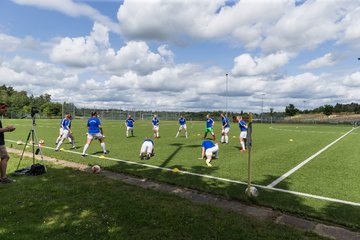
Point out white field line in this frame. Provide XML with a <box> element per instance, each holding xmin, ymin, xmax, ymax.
<box><xmin>269</xmin><ymin>126</ymin><xmax>340</xmax><ymax>134</ymax></box>
<box><xmin>6</xmin><ymin>138</ymin><xmax>360</xmax><ymax>207</ymax></box>
<box><xmin>267</xmin><ymin>127</ymin><xmax>359</xmax><ymax>188</ymax></box>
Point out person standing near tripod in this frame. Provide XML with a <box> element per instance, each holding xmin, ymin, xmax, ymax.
<box><xmin>0</xmin><ymin>103</ymin><xmax>16</xmax><ymax>184</ymax></box>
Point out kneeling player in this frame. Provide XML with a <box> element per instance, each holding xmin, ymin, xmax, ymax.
<box><xmin>140</xmin><ymin>138</ymin><xmax>154</xmax><ymax>160</ymax></box>
<box><xmin>198</xmin><ymin>140</ymin><xmax>219</xmax><ymax>167</ymax></box>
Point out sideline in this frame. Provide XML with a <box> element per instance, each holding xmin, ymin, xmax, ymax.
<box><xmin>7</xmin><ymin>148</ymin><xmax>360</xmax><ymax>240</ymax></box>
<box><xmin>6</xmin><ymin>139</ymin><xmax>360</xmax><ymax>207</ymax></box>
<box><xmin>267</xmin><ymin>127</ymin><xmax>358</xmax><ymax>188</ymax></box>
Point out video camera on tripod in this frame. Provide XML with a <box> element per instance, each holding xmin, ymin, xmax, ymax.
<box><xmin>14</xmin><ymin>105</ymin><xmax>47</xmax><ymax>175</ymax></box>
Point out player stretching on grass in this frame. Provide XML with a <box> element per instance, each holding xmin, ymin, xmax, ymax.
<box><xmin>203</xmin><ymin>114</ymin><xmax>215</xmax><ymax>140</ymax></box>
<box><xmin>220</xmin><ymin>113</ymin><xmax>230</xmax><ymax>144</ymax></box>
<box><xmin>152</xmin><ymin>115</ymin><xmax>160</xmax><ymax>138</ymax></box>
<box><xmin>81</xmin><ymin>111</ymin><xmax>107</xmax><ymax>157</ymax></box>
<box><xmin>125</xmin><ymin>114</ymin><xmax>135</xmax><ymax>137</ymax></box>
<box><xmin>198</xmin><ymin>140</ymin><xmax>219</xmax><ymax>167</ymax></box>
<box><xmin>175</xmin><ymin>115</ymin><xmax>187</xmax><ymax>138</ymax></box>
<box><xmin>237</xmin><ymin>116</ymin><xmax>247</xmax><ymax>152</ymax></box>
<box><xmin>55</xmin><ymin>115</ymin><xmax>73</xmax><ymax>145</ymax></box>
<box><xmin>140</xmin><ymin>137</ymin><xmax>155</xmax><ymax>160</ymax></box>
<box><xmin>55</xmin><ymin>114</ymin><xmax>76</xmax><ymax>151</ymax></box>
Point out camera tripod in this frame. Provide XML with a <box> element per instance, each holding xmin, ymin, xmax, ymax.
<box><xmin>16</xmin><ymin>116</ymin><xmax>47</xmax><ymax>172</ymax></box>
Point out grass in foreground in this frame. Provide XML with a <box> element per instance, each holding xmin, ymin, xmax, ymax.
<box><xmin>4</xmin><ymin>119</ymin><xmax>360</xmax><ymax>229</ymax></box>
<box><xmin>0</xmin><ymin>153</ymin><xmax>328</xmax><ymax>240</ymax></box>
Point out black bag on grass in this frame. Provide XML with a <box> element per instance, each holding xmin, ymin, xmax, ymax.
<box><xmin>29</xmin><ymin>164</ymin><xmax>46</xmax><ymax>175</ymax></box>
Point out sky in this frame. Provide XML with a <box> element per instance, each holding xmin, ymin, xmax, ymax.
<box><xmin>1</xmin><ymin>0</ymin><xmax>360</xmax><ymax>113</ymax></box>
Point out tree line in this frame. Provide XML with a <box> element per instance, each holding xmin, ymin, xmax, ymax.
<box><xmin>2</xmin><ymin>84</ymin><xmax>360</xmax><ymax>118</ymax></box>
<box><xmin>285</xmin><ymin>102</ymin><xmax>360</xmax><ymax>117</ymax></box>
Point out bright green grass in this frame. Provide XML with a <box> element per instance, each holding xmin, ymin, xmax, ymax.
<box><xmin>3</xmin><ymin>119</ymin><xmax>360</xmax><ymax>229</ymax></box>
<box><xmin>0</xmin><ymin>154</ymin><xmax>328</xmax><ymax>240</ymax></box>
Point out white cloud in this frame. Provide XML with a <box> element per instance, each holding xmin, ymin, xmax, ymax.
<box><xmin>262</xmin><ymin>1</ymin><xmax>358</xmax><ymax>53</ymax></box>
<box><xmin>11</xmin><ymin>0</ymin><xmax>121</xmax><ymax>34</ymax></box>
<box><xmin>0</xmin><ymin>33</ymin><xmax>21</xmax><ymax>51</ymax></box>
<box><xmin>231</xmin><ymin>52</ymin><xmax>290</xmax><ymax>76</ymax></box>
<box><xmin>101</xmin><ymin>41</ymin><xmax>167</xmax><ymax>75</ymax></box>
<box><xmin>0</xmin><ymin>56</ymin><xmax>80</xmax><ymax>92</ymax></box>
<box><xmin>300</xmin><ymin>53</ymin><xmax>337</xmax><ymax>69</ymax></box>
<box><xmin>50</xmin><ymin>36</ymin><xmax>99</xmax><ymax>67</ymax></box>
<box><xmin>343</xmin><ymin>72</ymin><xmax>360</xmax><ymax>87</ymax></box>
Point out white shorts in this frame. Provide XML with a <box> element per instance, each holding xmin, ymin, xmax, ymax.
<box><xmin>221</xmin><ymin>128</ymin><xmax>230</xmax><ymax>134</ymax></box>
<box><xmin>62</xmin><ymin>129</ymin><xmax>70</xmax><ymax>139</ymax></box>
<box><xmin>127</xmin><ymin>126</ymin><xmax>133</xmax><ymax>131</ymax></box>
<box><xmin>87</xmin><ymin>132</ymin><xmax>104</xmax><ymax>140</ymax></box>
<box><xmin>240</xmin><ymin>131</ymin><xmax>247</xmax><ymax>139</ymax></box>
<box><xmin>179</xmin><ymin>124</ymin><xmax>187</xmax><ymax>130</ymax></box>
<box><xmin>141</xmin><ymin>141</ymin><xmax>153</xmax><ymax>154</ymax></box>
<box><xmin>59</xmin><ymin>128</ymin><xmax>63</xmax><ymax>135</ymax></box>
<box><xmin>205</xmin><ymin>144</ymin><xmax>219</xmax><ymax>157</ymax></box>
<box><xmin>153</xmin><ymin>126</ymin><xmax>159</xmax><ymax>131</ymax></box>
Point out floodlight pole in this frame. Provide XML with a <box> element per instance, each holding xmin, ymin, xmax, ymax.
<box><xmin>261</xmin><ymin>94</ymin><xmax>265</xmax><ymax>123</ymax></box>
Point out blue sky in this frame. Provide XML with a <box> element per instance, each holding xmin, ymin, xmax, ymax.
<box><xmin>1</xmin><ymin>0</ymin><xmax>360</xmax><ymax>113</ymax></box>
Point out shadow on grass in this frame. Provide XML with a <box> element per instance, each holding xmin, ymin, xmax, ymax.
<box><xmin>2</xmin><ymin>164</ymin><xmax>329</xmax><ymax>240</ymax></box>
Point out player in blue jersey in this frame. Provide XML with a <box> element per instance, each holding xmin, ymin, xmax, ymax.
<box><xmin>175</xmin><ymin>115</ymin><xmax>188</xmax><ymax>138</ymax></box>
<box><xmin>140</xmin><ymin>137</ymin><xmax>155</xmax><ymax>160</ymax></box>
<box><xmin>55</xmin><ymin>115</ymin><xmax>73</xmax><ymax>145</ymax></box>
<box><xmin>152</xmin><ymin>115</ymin><xmax>160</xmax><ymax>138</ymax></box>
<box><xmin>220</xmin><ymin>112</ymin><xmax>230</xmax><ymax>144</ymax></box>
<box><xmin>237</xmin><ymin>116</ymin><xmax>248</xmax><ymax>152</ymax></box>
<box><xmin>198</xmin><ymin>140</ymin><xmax>219</xmax><ymax>167</ymax></box>
<box><xmin>55</xmin><ymin>114</ymin><xmax>76</xmax><ymax>151</ymax></box>
<box><xmin>203</xmin><ymin>114</ymin><xmax>216</xmax><ymax>140</ymax></box>
<box><xmin>81</xmin><ymin>111</ymin><xmax>107</xmax><ymax>157</ymax></box>
<box><xmin>125</xmin><ymin>114</ymin><xmax>135</xmax><ymax>137</ymax></box>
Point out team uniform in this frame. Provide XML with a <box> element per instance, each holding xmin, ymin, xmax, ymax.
<box><xmin>125</xmin><ymin>117</ymin><xmax>135</xmax><ymax>137</ymax></box>
<box><xmin>55</xmin><ymin>117</ymin><xmax>66</xmax><ymax>144</ymax></box>
<box><xmin>140</xmin><ymin>139</ymin><xmax>155</xmax><ymax>160</ymax></box>
<box><xmin>152</xmin><ymin>117</ymin><xmax>160</xmax><ymax>138</ymax></box>
<box><xmin>203</xmin><ymin>116</ymin><xmax>216</xmax><ymax>140</ymax></box>
<box><xmin>239</xmin><ymin>119</ymin><xmax>247</xmax><ymax>151</ymax></box>
<box><xmin>55</xmin><ymin>117</ymin><xmax>75</xmax><ymax>151</ymax></box>
<box><xmin>221</xmin><ymin>115</ymin><xmax>230</xmax><ymax>144</ymax></box>
<box><xmin>176</xmin><ymin>117</ymin><xmax>188</xmax><ymax>138</ymax></box>
<box><xmin>81</xmin><ymin>115</ymin><xmax>107</xmax><ymax>156</ymax></box>
<box><xmin>201</xmin><ymin>140</ymin><xmax>219</xmax><ymax>167</ymax></box>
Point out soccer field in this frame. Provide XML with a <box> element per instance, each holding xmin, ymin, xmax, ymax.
<box><xmin>4</xmin><ymin>118</ymin><xmax>360</xmax><ymax>228</ymax></box>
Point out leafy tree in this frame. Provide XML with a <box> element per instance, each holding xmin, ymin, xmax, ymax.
<box><xmin>323</xmin><ymin>105</ymin><xmax>334</xmax><ymax>116</ymax></box>
<box><xmin>285</xmin><ymin>104</ymin><xmax>299</xmax><ymax>116</ymax></box>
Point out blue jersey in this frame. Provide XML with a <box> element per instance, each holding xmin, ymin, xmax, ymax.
<box><xmin>126</xmin><ymin>118</ymin><xmax>135</xmax><ymax>127</ymax></box>
<box><xmin>87</xmin><ymin>117</ymin><xmax>101</xmax><ymax>134</ymax></box>
<box><xmin>239</xmin><ymin>120</ymin><xmax>247</xmax><ymax>132</ymax></box>
<box><xmin>62</xmin><ymin>119</ymin><xmax>71</xmax><ymax>130</ymax></box>
<box><xmin>222</xmin><ymin>116</ymin><xmax>230</xmax><ymax>128</ymax></box>
<box><xmin>152</xmin><ymin>118</ymin><xmax>159</xmax><ymax>126</ymax></box>
<box><xmin>60</xmin><ymin>118</ymin><xmax>65</xmax><ymax>127</ymax></box>
<box><xmin>206</xmin><ymin>118</ymin><xmax>214</xmax><ymax>128</ymax></box>
<box><xmin>179</xmin><ymin>117</ymin><xmax>186</xmax><ymax>125</ymax></box>
<box><xmin>144</xmin><ymin>139</ymin><xmax>154</xmax><ymax>146</ymax></box>
<box><xmin>202</xmin><ymin>140</ymin><xmax>215</xmax><ymax>150</ymax></box>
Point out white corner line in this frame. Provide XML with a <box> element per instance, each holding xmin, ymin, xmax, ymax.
<box><xmin>267</xmin><ymin>127</ymin><xmax>358</xmax><ymax>188</ymax></box>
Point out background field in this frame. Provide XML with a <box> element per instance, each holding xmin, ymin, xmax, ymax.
<box><xmin>3</xmin><ymin>118</ymin><xmax>360</xmax><ymax>229</ymax></box>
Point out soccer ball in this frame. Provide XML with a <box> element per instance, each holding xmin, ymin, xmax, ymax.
<box><xmin>91</xmin><ymin>165</ymin><xmax>101</xmax><ymax>174</ymax></box>
<box><xmin>39</xmin><ymin>139</ymin><xmax>45</xmax><ymax>145</ymax></box>
<box><xmin>245</xmin><ymin>186</ymin><xmax>259</xmax><ymax>197</ymax></box>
